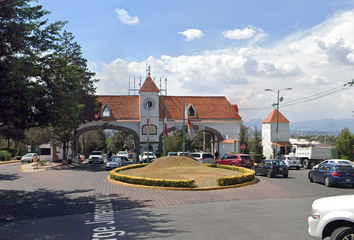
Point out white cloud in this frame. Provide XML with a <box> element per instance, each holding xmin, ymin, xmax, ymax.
<box><xmin>223</xmin><ymin>26</ymin><xmax>265</xmax><ymax>41</ymax></box>
<box><xmin>114</xmin><ymin>8</ymin><xmax>139</xmax><ymax>25</ymax></box>
<box><xmin>178</xmin><ymin>29</ymin><xmax>204</xmax><ymax>41</ymax></box>
<box><xmin>96</xmin><ymin>9</ymin><xmax>354</xmax><ymax>122</ymax></box>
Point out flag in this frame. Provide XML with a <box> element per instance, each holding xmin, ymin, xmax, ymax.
<box><xmin>162</xmin><ymin>97</ymin><xmax>168</xmax><ymax>138</ymax></box>
<box><xmin>185</xmin><ymin>102</ymin><xmax>194</xmax><ymax>140</ymax></box>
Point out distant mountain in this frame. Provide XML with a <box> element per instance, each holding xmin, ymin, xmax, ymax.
<box><xmin>244</xmin><ymin>118</ymin><xmax>354</xmax><ymax>134</ymax></box>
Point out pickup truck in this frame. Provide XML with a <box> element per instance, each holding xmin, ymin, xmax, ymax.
<box><xmin>308</xmin><ymin>194</ymin><xmax>354</xmax><ymax>240</ymax></box>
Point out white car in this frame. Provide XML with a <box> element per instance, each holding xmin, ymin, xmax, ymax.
<box><xmin>312</xmin><ymin>159</ymin><xmax>354</xmax><ymax>170</ymax></box>
<box><xmin>21</xmin><ymin>153</ymin><xmax>38</xmax><ymax>163</ymax></box>
<box><xmin>88</xmin><ymin>151</ymin><xmax>104</xmax><ymax>164</ymax></box>
<box><xmin>139</xmin><ymin>152</ymin><xmax>156</xmax><ymax>163</ymax></box>
<box><xmin>280</xmin><ymin>155</ymin><xmax>301</xmax><ymax>170</ymax></box>
<box><xmin>190</xmin><ymin>152</ymin><xmax>215</xmax><ymax>164</ymax></box>
<box><xmin>308</xmin><ymin>194</ymin><xmax>354</xmax><ymax>240</ymax></box>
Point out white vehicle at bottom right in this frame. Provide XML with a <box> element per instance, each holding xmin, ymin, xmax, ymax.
<box><xmin>308</xmin><ymin>194</ymin><xmax>354</xmax><ymax>240</ymax></box>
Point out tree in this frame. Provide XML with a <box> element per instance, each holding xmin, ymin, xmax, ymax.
<box><xmin>43</xmin><ymin>31</ymin><xmax>100</xmax><ymax>160</ymax></box>
<box><xmin>239</xmin><ymin>124</ymin><xmax>250</xmax><ymax>153</ymax></box>
<box><xmin>0</xmin><ymin>0</ymin><xmax>66</xmax><ymax>141</ymax></box>
<box><xmin>24</xmin><ymin>127</ymin><xmax>53</xmax><ymax>152</ymax></box>
<box><xmin>249</xmin><ymin>125</ymin><xmax>262</xmax><ymax>154</ymax></box>
<box><xmin>336</xmin><ymin>127</ymin><xmax>353</xmax><ymax>160</ymax></box>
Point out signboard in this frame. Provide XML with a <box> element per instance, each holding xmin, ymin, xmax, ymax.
<box><xmin>240</xmin><ymin>144</ymin><xmax>246</xmax><ymax>150</ymax></box>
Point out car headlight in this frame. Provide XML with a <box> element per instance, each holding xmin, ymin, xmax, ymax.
<box><xmin>311</xmin><ymin>208</ymin><xmax>321</xmax><ymax>220</ymax></box>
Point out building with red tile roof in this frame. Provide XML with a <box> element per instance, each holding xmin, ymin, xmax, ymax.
<box><xmin>77</xmin><ymin>75</ymin><xmax>243</xmax><ymax>157</ymax></box>
<box><xmin>262</xmin><ymin>109</ymin><xmax>292</xmax><ymax>159</ymax></box>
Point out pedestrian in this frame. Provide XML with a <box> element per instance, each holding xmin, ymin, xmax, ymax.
<box><xmin>215</xmin><ymin>151</ymin><xmax>219</xmax><ymax>159</ymax></box>
<box><xmin>108</xmin><ymin>150</ymin><xmax>112</xmax><ymax>160</ymax></box>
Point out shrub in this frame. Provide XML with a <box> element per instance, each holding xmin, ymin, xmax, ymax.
<box><xmin>0</xmin><ymin>150</ymin><xmax>11</xmax><ymax>161</ymax></box>
<box><xmin>251</xmin><ymin>153</ymin><xmax>263</xmax><ymax>163</ymax></box>
<box><xmin>205</xmin><ymin>164</ymin><xmax>255</xmax><ymax>186</ymax></box>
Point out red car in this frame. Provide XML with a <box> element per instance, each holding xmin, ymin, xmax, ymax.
<box><xmin>214</xmin><ymin>154</ymin><xmax>254</xmax><ymax>168</ymax></box>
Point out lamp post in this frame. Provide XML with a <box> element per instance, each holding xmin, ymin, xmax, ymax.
<box><xmin>265</xmin><ymin>88</ymin><xmax>292</xmax><ymax>159</ymax></box>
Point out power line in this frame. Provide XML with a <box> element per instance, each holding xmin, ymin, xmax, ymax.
<box><xmin>239</xmin><ymin>81</ymin><xmax>354</xmax><ymax>111</ymax></box>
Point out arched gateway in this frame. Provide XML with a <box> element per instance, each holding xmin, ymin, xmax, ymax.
<box><xmin>73</xmin><ymin>75</ymin><xmax>243</xmax><ymax>159</ymax></box>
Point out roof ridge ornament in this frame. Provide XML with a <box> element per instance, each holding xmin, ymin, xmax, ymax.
<box><xmin>147</xmin><ymin>66</ymin><xmax>151</xmax><ymax>77</ymax></box>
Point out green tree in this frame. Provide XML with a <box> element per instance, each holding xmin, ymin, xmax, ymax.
<box><xmin>45</xmin><ymin>31</ymin><xmax>100</xmax><ymax>160</ymax></box>
<box><xmin>336</xmin><ymin>127</ymin><xmax>353</xmax><ymax>160</ymax></box>
<box><xmin>0</xmin><ymin>0</ymin><xmax>66</xmax><ymax>142</ymax></box>
<box><xmin>24</xmin><ymin>127</ymin><xmax>53</xmax><ymax>152</ymax></box>
<box><xmin>249</xmin><ymin>125</ymin><xmax>262</xmax><ymax>154</ymax></box>
<box><xmin>239</xmin><ymin>124</ymin><xmax>250</xmax><ymax>153</ymax></box>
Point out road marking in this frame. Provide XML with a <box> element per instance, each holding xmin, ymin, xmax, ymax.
<box><xmin>85</xmin><ymin>194</ymin><xmax>125</xmax><ymax>239</ymax></box>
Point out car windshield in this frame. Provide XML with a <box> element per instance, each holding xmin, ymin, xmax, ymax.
<box><xmin>289</xmin><ymin>156</ymin><xmax>298</xmax><ymax>160</ymax></box>
<box><xmin>333</xmin><ymin>166</ymin><xmax>354</xmax><ymax>171</ymax></box>
<box><xmin>24</xmin><ymin>154</ymin><xmax>33</xmax><ymax>157</ymax></box>
<box><xmin>203</xmin><ymin>154</ymin><xmax>214</xmax><ymax>158</ymax></box>
<box><xmin>271</xmin><ymin>161</ymin><xmax>285</xmax><ymax>166</ymax></box>
<box><xmin>337</xmin><ymin>161</ymin><xmax>351</xmax><ymax>165</ymax></box>
<box><xmin>91</xmin><ymin>151</ymin><xmax>102</xmax><ymax>155</ymax></box>
<box><xmin>109</xmin><ymin>157</ymin><xmax>121</xmax><ymax>162</ymax></box>
<box><xmin>240</xmin><ymin>156</ymin><xmax>252</xmax><ymax>160</ymax></box>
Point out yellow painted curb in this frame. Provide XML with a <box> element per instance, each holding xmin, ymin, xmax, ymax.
<box><xmin>107</xmin><ymin>175</ymin><xmax>257</xmax><ymax>191</ymax></box>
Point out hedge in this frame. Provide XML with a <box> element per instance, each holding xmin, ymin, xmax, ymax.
<box><xmin>110</xmin><ymin>164</ymin><xmax>196</xmax><ymax>188</ymax></box>
<box><xmin>0</xmin><ymin>150</ymin><xmax>11</xmax><ymax>161</ymax></box>
<box><xmin>110</xmin><ymin>163</ymin><xmax>255</xmax><ymax>188</ymax></box>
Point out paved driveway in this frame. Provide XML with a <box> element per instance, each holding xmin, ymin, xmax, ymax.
<box><xmin>0</xmin><ymin>162</ymin><xmax>353</xmax><ymax>239</ymax></box>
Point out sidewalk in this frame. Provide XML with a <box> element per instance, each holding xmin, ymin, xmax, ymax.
<box><xmin>21</xmin><ymin>162</ymin><xmax>81</xmax><ymax>172</ymax></box>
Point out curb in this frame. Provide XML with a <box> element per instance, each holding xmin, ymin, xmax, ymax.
<box><xmin>0</xmin><ymin>160</ymin><xmax>21</xmax><ymax>165</ymax></box>
<box><xmin>107</xmin><ymin>175</ymin><xmax>257</xmax><ymax>191</ymax></box>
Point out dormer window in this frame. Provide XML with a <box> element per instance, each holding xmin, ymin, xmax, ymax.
<box><xmin>188</xmin><ymin>104</ymin><xmax>196</xmax><ymax>117</ymax></box>
<box><xmin>102</xmin><ymin>103</ymin><xmax>111</xmax><ymax>117</ymax></box>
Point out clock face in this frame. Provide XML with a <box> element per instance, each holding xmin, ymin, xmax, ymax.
<box><xmin>143</xmin><ymin>97</ymin><xmax>156</xmax><ymax>110</ymax></box>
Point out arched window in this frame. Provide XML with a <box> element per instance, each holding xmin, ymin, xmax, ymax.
<box><xmin>188</xmin><ymin>104</ymin><xmax>196</xmax><ymax>117</ymax></box>
<box><xmin>102</xmin><ymin>103</ymin><xmax>111</xmax><ymax>117</ymax></box>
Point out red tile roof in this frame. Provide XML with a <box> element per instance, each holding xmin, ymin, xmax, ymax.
<box><xmin>96</xmin><ymin>95</ymin><xmax>241</xmax><ymax>121</ymax></box>
<box><xmin>160</xmin><ymin>96</ymin><xmax>241</xmax><ymax>120</ymax></box>
<box><xmin>97</xmin><ymin>95</ymin><xmax>139</xmax><ymax>120</ymax></box>
<box><xmin>271</xmin><ymin>141</ymin><xmax>292</xmax><ymax>147</ymax></box>
<box><xmin>139</xmin><ymin>76</ymin><xmax>159</xmax><ymax>92</ymax></box>
<box><xmin>262</xmin><ymin>109</ymin><xmax>289</xmax><ymax>123</ymax></box>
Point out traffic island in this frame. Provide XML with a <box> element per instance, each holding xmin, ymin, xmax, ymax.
<box><xmin>108</xmin><ymin>156</ymin><xmax>256</xmax><ymax>190</ymax></box>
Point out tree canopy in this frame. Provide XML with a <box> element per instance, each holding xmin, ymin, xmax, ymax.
<box><xmin>0</xmin><ymin>1</ymin><xmax>100</xmax><ymax>149</ymax></box>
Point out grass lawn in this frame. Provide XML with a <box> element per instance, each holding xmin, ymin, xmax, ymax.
<box><xmin>121</xmin><ymin>156</ymin><xmax>241</xmax><ymax>188</ymax></box>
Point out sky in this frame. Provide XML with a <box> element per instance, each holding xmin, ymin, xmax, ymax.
<box><xmin>37</xmin><ymin>0</ymin><xmax>354</xmax><ymax>124</ymax></box>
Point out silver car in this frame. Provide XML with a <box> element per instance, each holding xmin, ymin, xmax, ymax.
<box><xmin>105</xmin><ymin>156</ymin><xmax>127</xmax><ymax>171</ymax></box>
<box><xmin>190</xmin><ymin>152</ymin><xmax>215</xmax><ymax>164</ymax></box>
<box><xmin>21</xmin><ymin>153</ymin><xmax>38</xmax><ymax>163</ymax></box>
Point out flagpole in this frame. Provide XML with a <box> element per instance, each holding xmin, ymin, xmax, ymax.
<box><xmin>182</xmin><ymin>96</ymin><xmax>185</xmax><ymax>155</ymax></box>
<box><xmin>147</xmin><ymin>102</ymin><xmax>150</xmax><ymax>165</ymax></box>
<box><xmin>162</xmin><ymin>95</ymin><xmax>165</xmax><ymax>157</ymax></box>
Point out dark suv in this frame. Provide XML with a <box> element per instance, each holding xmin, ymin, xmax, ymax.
<box><xmin>214</xmin><ymin>154</ymin><xmax>254</xmax><ymax>168</ymax></box>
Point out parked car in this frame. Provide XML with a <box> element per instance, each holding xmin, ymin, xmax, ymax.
<box><xmin>308</xmin><ymin>163</ymin><xmax>354</xmax><ymax>187</ymax></box>
<box><xmin>312</xmin><ymin>159</ymin><xmax>354</xmax><ymax>170</ymax></box>
<box><xmin>308</xmin><ymin>194</ymin><xmax>354</xmax><ymax>240</ymax></box>
<box><xmin>214</xmin><ymin>154</ymin><xmax>254</xmax><ymax>168</ymax></box>
<box><xmin>139</xmin><ymin>152</ymin><xmax>157</xmax><ymax>163</ymax></box>
<box><xmin>88</xmin><ymin>151</ymin><xmax>104</xmax><ymax>164</ymax></box>
<box><xmin>105</xmin><ymin>156</ymin><xmax>128</xmax><ymax>171</ymax></box>
<box><xmin>177</xmin><ymin>152</ymin><xmax>190</xmax><ymax>156</ymax></box>
<box><xmin>21</xmin><ymin>153</ymin><xmax>38</xmax><ymax>163</ymax></box>
<box><xmin>167</xmin><ymin>152</ymin><xmax>178</xmax><ymax>156</ymax></box>
<box><xmin>190</xmin><ymin>152</ymin><xmax>215</xmax><ymax>164</ymax></box>
<box><xmin>252</xmin><ymin>159</ymin><xmax>289</xmax><ymax>178</ymax></box>
<box><xmin>280</xmin><ymin>155</ymin><xmax>301</xmax><ymax>170</ymax></box>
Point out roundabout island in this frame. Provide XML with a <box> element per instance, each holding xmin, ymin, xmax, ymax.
<box><xmin>108</xmin><ymin>156</ymin><xmax>256</xmax><ymax>190</ymax></box>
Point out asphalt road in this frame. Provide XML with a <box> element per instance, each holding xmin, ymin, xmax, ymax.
<box><xmin>0</xmin><ymin>162</ymin><xmax>353</xmax><ymax>240</ymax></box>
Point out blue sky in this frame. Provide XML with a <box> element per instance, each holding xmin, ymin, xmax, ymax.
<box><xmin>38</xmin><ymin>0</ymin><xmax>354</xmax><ymax>124</ymax></box>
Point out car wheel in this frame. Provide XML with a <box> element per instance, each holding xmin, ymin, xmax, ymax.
<box><xmin>303</xmin><ymin>160</ymin><xmax>309</xmax><ymax>169</ymax></box>
<box><xmin>283</xmin><ymin>174</ymin><xmax>288</xmax><ymax>178</ymax></box>
<box><xmin>309</xmin><ymin>173</ymin><xmax>314</xmax><ymax>182</ymax></box>
<box><xmin>324</xmin><ymin>177</ymin><xmax>332</xmax><ymax>187</ymax></box>
<box><xmin>267</xmin><ymin>170</ymin><xmax>272</xmax><ymax>178</ymax></box>
<box><xmin>330</xmin><ymin>227</ymin><xmax>354</xmax><ymax>240</ymax></box>
<box><xmin>215</xmin><ymin>162</ymin><xmax>220</xmax><ymax>165</ymax></box>
<box><xmin>231</xmin><ymin>163</ymin><xmax>235</xmax><ymax>166</ymax></box>
<box><xmin>296</xmin><ymin>167</ymin><xmax>300</xmax><ymax>170</ymax></box>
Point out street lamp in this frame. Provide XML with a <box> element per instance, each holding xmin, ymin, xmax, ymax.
<box><xmin>265</xmin><ymin>88</ymin><xmax>292</xmax><ymax>159</ymax></box>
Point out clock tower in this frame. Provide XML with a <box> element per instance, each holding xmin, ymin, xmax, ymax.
<box><xmin>139</xmin><ymin>75</ymin><xmax>160</xmax><ymax>152</ymax></box>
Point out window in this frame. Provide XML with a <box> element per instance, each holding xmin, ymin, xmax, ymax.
<box><xmin>188</xmin><ymin>104</ymin><xmax>196</xmax><ymax>117</ymax></box>
<box><xmin>102</xmin><ymin>103</ymin><xmax>111</xmax><ymax>117</ymax></box>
